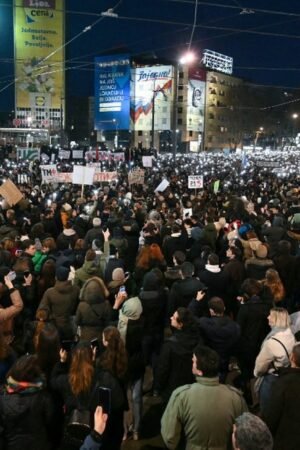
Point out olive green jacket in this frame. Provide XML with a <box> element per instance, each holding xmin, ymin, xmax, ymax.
<box><xmin>161</xmin><ymin>376</ymin><xmax>248</xmax><ymax>450</ymax></box>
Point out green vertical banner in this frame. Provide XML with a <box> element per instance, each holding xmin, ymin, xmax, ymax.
<box><xmin>213</xmin><ymin>180</ymin><xmax>220</xmax><ymax>194</ymax></box>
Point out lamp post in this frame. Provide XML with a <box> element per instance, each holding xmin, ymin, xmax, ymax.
<box><xmin>113</xmin><ymin>118</ymin><xmax>118</xmax><ymax>149</ymax></box>
<box><xmin>292</xmin><ymin>113</ymin><xmax>298</xmax><ymax>144</ymax></box>
<box><xmin>173</xmin><ymin>52</ymin><xmax>196</xmax><ymax>163</ymax></box>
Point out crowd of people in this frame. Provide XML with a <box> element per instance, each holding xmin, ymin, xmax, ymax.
<box><xmin>0</xmin><ymin>149</ymin><xmax>300</xmax><ymax>450</ymax></box>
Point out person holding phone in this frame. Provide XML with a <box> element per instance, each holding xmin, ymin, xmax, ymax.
<box><xmin>80</xmin><ymin>406</ymin><xmax>108</xmax><ymax>450</ymax></box>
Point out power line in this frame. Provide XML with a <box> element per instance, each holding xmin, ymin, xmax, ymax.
<box><xmin>162</xmin><ymin>0</ymin><xmax>300</xmax><ymax>19</ymax></box>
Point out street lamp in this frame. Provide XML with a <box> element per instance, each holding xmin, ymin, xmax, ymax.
<box><xmin>292</xmin><ymin>113</ymin><xmax>298</xmax><ymax>119</ymax></box>
<box><xmin>113</xmin><ymin>119</ymin><xmax>118</xmax><ymax>149</ymax></box>
<box><xmin>173</xmin><ymin>52</ymin><xmax>196</xmax><ymax>163</ymax></box>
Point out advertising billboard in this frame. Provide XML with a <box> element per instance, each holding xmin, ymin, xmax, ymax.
<box><xmin>130</xmin><ymin>65</ymin><xmax>174</xmax><ymax>131</ymax></box>
<box><xmin>94</xmin><ymin>54</ymin><xmax>131</xmax><ymax>131</ymax></box>
<box><xmin>14</xmin><ymin>0</ymin><xmax>65</xmax><ymax>114</ymax></box>
<box><xmin>187</xmin><ymin>68</ymin><xmax>206</xmax><ymax>132</ymax></box>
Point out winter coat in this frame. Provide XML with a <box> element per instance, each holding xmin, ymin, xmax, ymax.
<box><xmin>245</xmin><ymin>257</ymin><xmax>275</xmax><ymax>280</ymax></box>
<box><xmin>254</xmin><ymin>327</ymin><xmax>295</xmax><ymax>377</ymax></box>
<box><xmin>168</xmin><ymin>277</ymin><xmax>205</xmax><ymax>316</ymax></box>
<box><xmin>84</xmin><ymin>226</ymin><xmax>104</xmax><ymax>250</ymax></box>
<box><xmin>0</xmin><ymin>388</ymin><xmax>54</xmax><ymax>450</ymax></box>
<box><xmin>236</xmin><ymin>295</ymin><xmax>271</xmax><ymax>374</ymax></box>
<box><xmin>198</xmin><ymin>268</ymin><xmax>230</xmax><ymax>301</ymax></box>
<box><xmin>273</xmin><ymin>254</ymin><xmax>297</xmax><ymax>297</ymax></box>
<box><xmin>198</xmin><ymin>316</ymin><xmax>241</xmax><ymax>372</ymax></box>
<box><xmin>76</xmin><ymin>277</ymin><xmax>111</xmax><ymax>341</ymax></box>
<box><xmin>161</xmin><ymin>376</ymin><xmax>248</xmax><ymax>450</ymax></box>
<box><xmin>163</xmin><ymin>233</ymin><xmax>187</xmax><ymax>266</ymax></box>
<box><xmin>74</xmin><ymin>261</ymin><xmax>106</xmax><ymax>290</ymax></box>
<box><xmin>38</xmin><ymin>280</ymin><xmax>79</xmax><ymax>338</ymax></box>
<box><xmin>56</xmin><ymin>229</ymin><xmax>78</xmax><ymax>250</ymax></box>
<box><xmin>157</xmin><ymin>328</ymin><xmax>201</xmax><ymax>401</ymax></box>
<box><xmin>139</xmin><ymin>288</ymin><xmax>167</xmax><ymax>338</ymax></box>
<box><xmin>262</xmin><ymin>367</ymin><xmax>300</xmax><ymax>450</ymax></box>
<box><xmin>0</xmin><ymin>289</ymin><xmax>23</xmax><ymax>323</ymax></box>
<box><xmin>262</xmin><ymin>226</ymin><xmax>286</xmax><ymax>258</ymax></box>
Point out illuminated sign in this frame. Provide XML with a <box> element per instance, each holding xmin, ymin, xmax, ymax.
<box><xmin>202</xmin><ymin>49</ymin><xmax>233</xmax><ymax>75</ymax></box>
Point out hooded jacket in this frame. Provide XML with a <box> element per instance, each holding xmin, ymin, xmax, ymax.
<box><xmin>76</xmin><ymin>277</ymin><xmax>111</xmax><ymax>341</ymax></box>
<box><xmin>38</xmin><ymin>280</ymin><xmax>79</xmax><ymax>338</ymax></box>
<box><xmin>139</xmin><ymin>271</ymin><xmax>167</xmax><ymax>337</ymax></box>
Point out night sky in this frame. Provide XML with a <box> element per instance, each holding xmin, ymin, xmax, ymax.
<box><xmin>1</xmin><ymin>0</ymin><xmax>300</xmax><ymax>112</ymax></box>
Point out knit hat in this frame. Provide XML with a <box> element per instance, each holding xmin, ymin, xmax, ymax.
<box><xmin>112</xmin><ymin>268</ymin><xmax>126</xmax><ymax>282</ymax></box>
<box><xmin>55</xmin><ymin>266</ymin><xmax>70</xmax><ymax>281</ymax></box>
<box><xmin>93</xmin><ymin>218</ymin><xmax>101</xmax><ymax>227</ymax></box>
<box><xmin>255</xmin><ymin>244</ymin><xmax>268</xmax><ymax>259</ymax></box>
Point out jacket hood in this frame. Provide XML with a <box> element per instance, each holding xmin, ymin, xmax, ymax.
<box><xmin>142</xmin><ymin>271</ymin><xmax>159</xmax><ymax>291</ymax></box>
<box><xmin>54</xmin><ymin>280</ymin><xmax>73</xmax><ymax>294</ymax></box>
<box><xmin>82</xmin><ymin>260</ymin><xmax>99</xmax><ymax>275</ymax></box>
<box><xmin>79</xmin><ymin>276</ymin><xmax>106</xmax><ymax>304</ymax></box>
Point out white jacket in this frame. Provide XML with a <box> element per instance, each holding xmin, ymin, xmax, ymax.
<box><xmin>254</xmin><ymin>328</ymin><xmax>295</xmax><ymax>377</ymax></box>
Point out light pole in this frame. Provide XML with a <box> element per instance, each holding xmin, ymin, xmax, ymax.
<box><xmin>292</xmin><ymin>113</ymin><xmax>298</xmax><ymax>144</ymax></box>
<box><xmin>173</xmin><ymin>52</ymin><xmax>196</xmax><ymax>163</ymax></box>
<box><xmin>113</xmin><ymin>118</ymin><xmax>118</xmax><ymax>149</ymax></box>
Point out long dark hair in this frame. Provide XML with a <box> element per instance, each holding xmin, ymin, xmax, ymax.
<box><xmin>36</xmin><ymin>324</ymin><xmax>60</xmax><ymax>377</ymax></box>
<box><xmin>69</xmin><ymin>343</ymin><xmax>94</xmax><ymax>397</ymax></box>
<box><xmin>101</xmin><ymin>326</ymin><xmax>128</xmax><ymax>379</ymax></box>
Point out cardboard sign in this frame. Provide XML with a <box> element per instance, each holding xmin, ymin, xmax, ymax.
<box><xmin>188</xmin><ymin>175</ymin><xmax>203</xmax><ymax>189</ymax></box>
<box><xmin>93</xmin><ymin>172</ymin><xmax>118</xmax><ymax>183</ymax></box>
<box><xmin>142</xmin><ymin>156</ymin><xmax>153</xmax><ymax>168</ymax></box>
<box><xmin>0</xmin><ymin>179</ymin><xmax>23</xmax><ymax>206</ymax></box>
<box><xmin>128</xmin><ymin>169</ymin><xmax>145</xmax><ymax>186</ymax></box>
<box><xmin>72</xmin><ymin>166</ymin><xmax>95</xmax><ymax>185</ymax></box>
<box><xmin>154</xmin><ymin>179</ymin><xmax>170</xmax><ymax>192</ymax></box>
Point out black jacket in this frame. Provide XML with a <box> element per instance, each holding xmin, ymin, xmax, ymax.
<box><xmin>198</xmin><ymin>268</ymin><xmax>229</xmax><ymax>301</ymax></box>
<box><xmin>198</xmin><ymin>316</ymin><xmax>241</xmax><ymax>371</ymax></box>
<box><xmin>168</xmin><ymin>277</ymin><xmax>205</xmax><ymax>316</ymax></box>
<box><xmin>0</xmin><ymin>389</ymin><xmax>54</xmax><ymax>450</ymax></box>
<box><xmin>139</xmin><ymin>288</ymin><xmax>167</xmax><ymax>337</ymax></box>
<box><xmin>84</xmin><ymin>226</ymin><xmax>104</xmax><ymax>250</ymax></box>
<box><xmin>157</xmin><ymin>327</ymin><xmax>201</xmax><ymax>401</ymax></box>
<box><xmin>262</xmin><ymin>367</ymin><xmax>300</xmax><ymax>450</ymax></box>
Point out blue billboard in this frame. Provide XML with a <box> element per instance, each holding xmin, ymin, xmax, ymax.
<box><xmin>94</xmin><ymin>54</ymin><xmax>131</xmax><ymax>131</ymax></box>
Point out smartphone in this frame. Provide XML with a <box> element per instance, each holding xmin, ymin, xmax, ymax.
<box><xmin>61</xmin><ymin>340</ymin><xmax>74</xmax><ymax>352</ymax></box>
<box><xmin>35</xmin><ymin>238</ymin><xmax>42</xmax><ymax>251</ymax></box>
<box><xmin>90</xmin><ymin>338</ymin><xmax>100</xmax><ymax>352</ymax></box>
<box><xmin>98</xmin><ymin>387</ymin><xmax>111</xmax><ymax>415</ymax></box>
<box><xmin>7</xmin><ymin>271</ymin><xmax>16</xmax><ymax>282</ymax></box>
<box><xmin>119</xmin><ymin>285</ymin><xmax>126</xmax><ymax>293</ymax></box>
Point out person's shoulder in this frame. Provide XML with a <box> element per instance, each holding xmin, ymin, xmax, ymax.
<box><xmin>171</xmin><ymin>383</ymin><xmax>193</xmax><ymax>398</ymax></box>
<box><xmin>222</xmin><ymin>384</ymin><xmax>245</xmax><ymax>398</ymax></box>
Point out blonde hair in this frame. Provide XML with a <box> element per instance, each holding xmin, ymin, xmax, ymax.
<box><xmin>269</xmin><ymin>307</ymin><xmax>290</xmax><ymax>329</ymax></box>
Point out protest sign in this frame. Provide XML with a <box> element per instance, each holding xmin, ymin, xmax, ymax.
<box><xmin>72</xmin><ymin>150</ymin><xmax>84</xmax><ymax>159</ymax></box>
<box><xmin>58</xmin><ymin>149</ymin><xmax>71</xmax><ymax>160</ymax></box>
<box><xmin>72</xmin><ymin>166</ymin><xmax>95</xmax><ymax>185</ymax></box>
<box><xmin>40</xmin><ymin>165</ymin><xmax>58</xmax><ymax>184</ymax></box>
<box><xmin>128</xmin><ymin>169</ymin><xmax>145</xmax><ymax>186</ymax></box>
<box><xmin>93</xmin><ymin>172</ymin><xmax>118</xmax><ymax>183</ymax></box>
<box><xmin>213</xmin><ymin>180</ymin><xmax>220</xmax><ymax>194</ymax></box>
<box><xmin>154</xmin><ymin>179</ymin><xmax>170</xmax><ymax>192</ymax></box>
<box><xmin>17</xmin><ymin>148</ymin><xmax>40</xmax><ymax>161</ymax></box>
<box><xmin>188</xmin><ymin>175</ymin><xmax>203</xmax><ymax>189</ymax></box>
<box><xmin>0</xmin><ymin>179</ymin><xmax>23</xmax><ymax>206</ymax></box>
<box><xmin>142</xmin><ymin>156</ymin><xmax>153</xmax><ymax>168</ymax></box>
<box><xmin>17</xmin><ymin>174</ymin><xmax>29</xmax><ymax>184</ymax></box>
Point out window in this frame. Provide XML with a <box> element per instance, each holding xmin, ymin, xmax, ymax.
<box><xmin>178</xmin><ymin>85</ymin><xmax>184</xmax><ymax>90</ymax></box>
<box><xmin>178</xmin><ymin>96</ymin><xmax>183</xmax><ymax>102</ymax></box>
<box><xmin>138</xmin><ymin>130</ymin><xmax>143</xmax><ymax>136</ymax></box>
<box><xmin>178</xmin><ymin>107</ymin><xmax>183</xmax><ymax>114</ymax></box>
<box><xmin>162</xmin><ymin>118</ymin><xmax>167</xmax><ymax>125</ymax></box>
<box><xmin>189</xmin><ymin>131</ymin><xmax>193</xmax><ymax>137</ymax></box>
<box><xmin>179</xmin><ymin>71</ymin><xmax>184</xmax><ymax>78</ymax></box>
<box><xmin>177</xmin><ymin>118</ymin><xmax>182</xmax><ymax>125</ymax></box>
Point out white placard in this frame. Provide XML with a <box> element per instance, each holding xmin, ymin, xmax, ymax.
<box><xmin>154</xmin><ymin>179</ymin><xmax>170</xmax><ymax>192</ymax></box>
<box><xmin>58</xmin><ymin>149</ymin><xmax>71</xmax><ymax>160</ymax></box>
<box><xmin>72</xmin><ymin>150</ymin><xmax>84</xmax><ymax>159</ymax></box>
<box><xmin>72</xmin><ymin>166</ymin><xmax>95</xmax><ymax>185</ymax></box>
<box><xmin>142</xmin><ymin>156</ymin><xmax>153</xmax><ymax>168</ymax></box>
<box><xmin>183</xmin><ymin>208</ymin><xmax>193</xmax><ymax>219</ymax></box>
<box><xmin>188</xmin><ymin>175</ymin><xmax>203</xmax><ymax>189</ymax></box>
<box><xmin>40</xmin><ymin>165</ymin><xmax>58</xmax><ymax>184</ymax></box>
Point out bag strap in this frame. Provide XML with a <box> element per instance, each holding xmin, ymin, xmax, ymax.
<box><xmin>271</xmin><ymin>337</ymin><xmax>290</xmax><ymax>363</ymax></box>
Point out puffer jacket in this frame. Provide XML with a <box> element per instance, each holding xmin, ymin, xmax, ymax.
<box><xmin>76</xmin><ymin>277</ymin><xmax>111</xmax><ymax>341</ymax></box>
<box><xmin>0</xmin><ymin>389</ymin><xmax>54</xmax><ymax>450</ymax></box>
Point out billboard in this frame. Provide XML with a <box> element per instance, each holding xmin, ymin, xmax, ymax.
<box><xmin>14</xmin><ymin>0</ymin><xmax>65</xmax><ymax>115</ymax></box>
<box><xmin>94</xmin><ymin>54</ymin><xmax>131</xmax><ymax>131</ymax></box>
<box><xmin>130</xmin><ymin>65</ymin><xmax>174</xmax><ymax>131</ymax></box>
<box><xmin>187</xmin><ymin>68</ymin><xmax>206</xmax><ymax>132</ymax></box>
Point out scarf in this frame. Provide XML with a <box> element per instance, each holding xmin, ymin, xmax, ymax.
<box><xmin>6</xmin><ymin>376</ymin><xmax>44</xmax><ymax>395</ymax></box>
<box><xmin>118</xmin><ymin>296</ymin><xmax>143</xmax><ymax>342</ymax></box>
